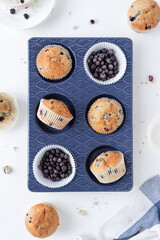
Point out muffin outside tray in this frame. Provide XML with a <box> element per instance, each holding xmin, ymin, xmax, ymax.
<box><xmin>28</xmin><ymin>37</ymin><xmax>133</xmax><ymax>192</ymax></box>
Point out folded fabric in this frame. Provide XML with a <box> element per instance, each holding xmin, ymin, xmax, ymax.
<box><xmin>73</xmin><ymin>175</ymin><xmax>160</xmax><ymax>240</ymax></box>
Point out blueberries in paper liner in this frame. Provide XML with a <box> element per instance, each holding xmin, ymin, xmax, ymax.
<box><xmin>38</xmin><ymin>148</ymin><xmax>72</xmax><ymax>182</ymax></box>
<box><xmin>87</xmin><ymin>48</ymin><xmax>119</xmax><ymax>81</ymax></box>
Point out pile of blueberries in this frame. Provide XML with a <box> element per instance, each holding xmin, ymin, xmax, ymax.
<box><xmin>38</xmin><ymin>148</ymin><xmax>72</xmax><ymax>182</ymax></box>
<box><xmin>87</xmin><ymin>48</ymin><xmax>119</xmax><ymax>81</ymax></box>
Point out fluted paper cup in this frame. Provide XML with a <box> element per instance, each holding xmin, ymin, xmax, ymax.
<box><xmin>84</xmin><ymin>42</ymin><xmax>127</xmax><ymax>85</ymax></box>
<box><xmin>37</xmin><ymin>99</ymin><xmax>73</xmax><ymax>130</ymax></box>
<box><xmin>33</xmin><ymin>145</ymin><xmax>76</xmax><ymax>188</ymax></box>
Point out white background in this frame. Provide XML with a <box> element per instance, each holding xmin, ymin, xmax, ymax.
<box><xmin>0</xmin><ymin>0</ymin><xmax>160</xmax><ymax>239</ymax></box>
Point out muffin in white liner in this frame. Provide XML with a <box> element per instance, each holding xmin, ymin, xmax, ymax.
<box><xmin>0</xmin><ymin>0</ymin><xmax>32</xmax><ymax>10</ymax></box>
<box><xmin>33</xmin><ymin>145</ymin><xmax>76</xmax><ymax>188</ymax></box>
<box><xmin>0</xmin><ymin>93</ymin><xmax>19</xmax><ymax>131</ymax></box>
<box><xmin>36</xmin><ymin>45</ymin><xmax>72</xmax><ymax>81</ymax></box>
<box><xmin>84</xmin><ymin>42</ymin><xmax>127</xmax><ymax>85</ymax></box>
<box><xmin>87</xmin><ymin>97</ymin><xmax>124</xmax><ymax>135</ymax></box>
<box><xmin>37</xmin><ymin>99</ymin><xmax>73</xmax><ymax>130</ymax></box>
<box><xmin>90</xmin><ymin>151</ymin><xmax>126</xmax><ymax>184</ymax></box>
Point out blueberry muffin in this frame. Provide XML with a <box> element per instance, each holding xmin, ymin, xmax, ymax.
<box><xmin>90</xmin><ymin>151</ymin><xmax>126</xmax><ymax>183</ymax></box>
<box><xmin>37</xmin><ymin>99</ymin><xmax>73</xmax><ymax>130</ymax></box>
<box><xmin>25</xmin><ymin>203</ymin><xmax>59</xmax><ymax>238</ymax></box>
<box><xmin>128</xmin><ymin>0</ymin><xmax>160</xmax><ymax>32</ymax></box>
<box><xmin>0</xmin><ymin>93</ymin><xmax>19</xmax><ymax>130</ymax></box>
<box><xmin>36</xmin><ymin>45</ymin><xmax>72</xmax><ymax>80</ymax></box>
<box><xmin>88</xmin><ymin>98</ymin><xmax>123</xmax><ymax>134</ymax></box>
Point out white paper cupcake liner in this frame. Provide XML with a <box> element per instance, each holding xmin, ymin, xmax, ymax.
<box><xmin>0</xmin><ymin>93</ymin><xmax>19</xmax><ymax>131</ymax></box>
<box><xmin>37</xmin><ymin>99</ymin><xmax>73</xmax><ymax>130</ymax></box>
<box><xmin>90</xmin><ymin>151</ymin><xmax>126</xmax><ymax>184</ymax></box>
<box><xmin>0</xmin><ymin>0</ymin><xmax>32</xmax><ymax>11</ymax></box>
<box><xmin>84</xmin><ymin>42</ymin><xmax>127</xmax><ymax>85</ymax></box>
<box><xmin>33</xmin><ymin>145</ymin><xmax>76</xmax><ymax>189</ymax></box>
<box><xmin>87</xmin><ymin>97</ymin><xmax>124</xmax><ymax>135</ymax></box>
<box><xmin>36</xmin><ymin>44</ymin><xmax>72</xmax><ymax>81</ymax></box>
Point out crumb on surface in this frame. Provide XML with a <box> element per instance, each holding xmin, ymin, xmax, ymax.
<box><xmin>145</xmin><ymin>82</ymin><xmax>148</xmax><ymax>85</ymax></box>
<box><xmin>73</xmin><ymin>25</ymin><xmax>79</xmax><ymax>30</ymax></box>
<box><xmin>139</xmin><ymin>150</ymin><xmax>142</xmax><ymax>154</ymax></box>
<box><xmin>140</xmin><ymin>82</ymin><xmax>144</xmax><ymax>85</ymax></box>
<box><xmin>79</xmin><ymin>209</ymin><xmax>87</xmax><ymax>216</ymax></box>
<box><xmin>93</xmin><ymin>201</ymin><xmax>99</xmax><ymax>206</ymax></box>
<box><xmin>142</xmin><ymin>142</ymin><xmax>144</xmax><ymax>144</ymax></box>
<box><xmin>68</xmin><ymin>11</ymin><xmax>72</xmax><ymax>15</ymax></box>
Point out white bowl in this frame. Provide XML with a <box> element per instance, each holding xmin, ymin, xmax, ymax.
<box><xmin>0</xmin><ymin>0</ymin><xmax>56</xmax><ymax>30</ymax></box>
<box><xmin>147</xmin><ymin>116</ymin><xmax>160</xmax><ymax>153</ymax></box>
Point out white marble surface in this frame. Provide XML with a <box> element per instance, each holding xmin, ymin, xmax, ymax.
<box><xmin>0</xmin><ymin>0</ymin><xmax>160</xmax><ymax>239</ymax></box>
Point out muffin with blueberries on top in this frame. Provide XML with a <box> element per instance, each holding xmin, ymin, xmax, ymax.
<box><xmin>88</xmin><ymin>97</ymin><xmax>123</xmax><ymax>134</ymax></box>
<box><xmin>37</xmin><ymin>98</ymin><xmax>73</xmax><ymax>130</ymax></box>
<box><xmin>128</xmin><ymin>0</ymin><xmax>160</xmax><ymax>33</ymax></box>
<box><xmin>90</xmin><ymin>151</ymin><xmax>126</xmax><ymax>183</ymax></box>
<box><xmin>36</xmin><ymin>45</ymin><xmax>72</xmax><ymax>80</ymax></box>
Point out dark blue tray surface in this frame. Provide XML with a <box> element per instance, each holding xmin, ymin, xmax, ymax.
<box><xmin>28</xmin><ymin>37</ymin><xmax>133</xmax><ymax>192</ymax></box>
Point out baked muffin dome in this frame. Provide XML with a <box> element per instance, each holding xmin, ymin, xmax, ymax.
<box><xmin>43</xmin><ymin>99</ymin><xmax>72</xmax><ymax>118</ymax></box>
<box><xmin>25</xmin><ymin>203</ymin><xmax>59</xmax><ymax>238</ymax></box>
<box><xmin>37</xmin><ymin>98</ymin><xmax>73</xmax><ymax>130</ymax></box>
<box><xmin>90</xmin><ymin>151</ymin><xmax>126</xmax><ymax>183</ymax></box>
<box><xmin>37</xmin><ymin>45</ymin><xmax>72</xmax><ymax>80</ymax></box>
<box><xmin>88</xmin><ymin>97</ymin><xmax>123</xmax><ymax>134</ymax></box>
<box><xmin>128</xmin><ymin>0</ymin><xmax>160</xmax><ymax>32</ymax></box>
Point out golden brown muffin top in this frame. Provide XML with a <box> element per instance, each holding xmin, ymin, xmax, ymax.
<box><xmin>90</xmin><ymin>151</ymin><xmax>123</xmax><ymax>173</ymax></box>
<box><xmin>25</xmin><ymin>203</ymin><xmax>59</xmax><ymax>238</ymax></box>
<box><xmin>128</xmin><ymin>0</ymin><xmax>160</xmax><ymax>32</ymax></box>
<box><xmin>88</xmin><ymin>98</ymin><xmax>123</xmax><ymax>134</ymax></box>
<box><xmin>37</xmin><ymin>45</ymin><xmax>72</xmax><ymax>80</ymax></box>
<box><xmin>43</xmin><ymin>99</ymin><xmax>72</xmax><ymax>119</ymax></box>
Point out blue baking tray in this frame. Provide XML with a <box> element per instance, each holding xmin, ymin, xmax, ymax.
<box><xmin>28</xmin><ymin>37</ymin><xmax>133</xmax><ymax>192</ymax></box>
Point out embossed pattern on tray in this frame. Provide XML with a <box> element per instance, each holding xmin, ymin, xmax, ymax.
<box><xmin>28</xmin><ymin>37</ymin><xmax>133</xmax><ymax>192</ymax></box>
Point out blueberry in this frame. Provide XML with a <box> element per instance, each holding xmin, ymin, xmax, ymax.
<box><xmin>90</xmin><ymin>64</ymin><xmax>96</xmax><ymax>71</ymax></box>
<box><xmin>98</xmin><ymin>68</ymin><xmax>102</xmax><ymax>73</ymax></box>
<box><xmin>94</xmin><ymin>72</ymin><xmax>98</xmax><ymax>78</ymax></box>
<box><xmin>108</xmin><ymin>64</ymin><xmax>113</xmax><ymax>70</ymax></box>
<box><xmin>89</xmin><ymin>55</ymin><xmax>94</xmax><ymax>60</ymax></box>
<box><xmin>48</xmin><ymin>166</ymin><xmax>52</xmax><ymax>171</ymax></box>
<box><xmin>100</xmin><ymin>73</ymin><xmax>106</xmax><ymax>79</ymax></box>
<box><xmin>60</xmin><ymin>162</ymin><xmax>64</xmax><ymax>167</ymax></box>
<box><xmin>20</xmin><ymin>0</ymin><xmax>24</xmax><ymax>3</ymax></box>
<box><xmin>64</xmin><ymin>154</ymin><xmax>69</xmax><ymax>159</ymax></box>
<box><xmin>56</xmin><ymin>166</ymin><xmax>60</xmax><ymax>171</ymax></box>
<box><xmin>54</xmin><ymin>169</ymin><xmax>59</xmax><ymax>175</ymax></box>
<box><xmin>109</xmin><ymin>70</ymin><xmax>113</xmax><ymax>75</ymax></box>
<box><xmin>100</xmin><ymin>53</ymin><xmax>105</xmax><ymax>59</ymax></box>
<box><xmin>43</xmin><ymin>169</ymin><xmax>49</xmax><ymax>174</ymax></box>
<box><xmin>108</xmin><ymin>49</ymin><xmax>114</xmax><ymax>55</ymax></box>
<box><xmin>129</xmin><ymin>16</ymin><xmax>135</xmax><ymax>21</ymax></box>
<box><xmin>57</xmin><ymin>158</ymin><xmax>62</xmax><ymax>163</ymax></box>
<box><xmin>101</xmin><ymin>61</ymin><xmax>104</xmax><ymax>66</ymax></box>
<box><xmin>106</xmin><ymin>58</ymin><xmax>111</xmax><ymax>64</ymax></box>
<box><xmin>95</xmin><ymin>61</ymin><xmax>100</xmax><ymax>66</ymax></box>
<box><xmin>10</xmin><ymin>8</ymin><xmax>16</xmax><ymax>14</ymax></box>
<box><xmin>49</xmin><ymin>154</ymin><xmax>53</xmax><ymax>158</ymax></box>
<box><xmin>0</xmin><ymin>117</ymin><xmax>4</xmax><ymax>121</ymax></box>
<box><xmin>56</xmin><ymin>149</ymin><xmax>60</xmax><ymax>154</ymax></box>
<box><xmin>114</xmin><ymin>69</ymin><xmax>119</xmax><ymax>74</ymax></box>
<box><xmin>60</xmin><ymin>173</ymin><xmax>65</xmax><ymax>178</ymax></box>
<box><xmin>102</xmin><ymin>48</ymin><xmax>107</xmax><ymax>53</ymax></box>
<box><xmin>102</xmin><ymin>65</ymin><xmax>107</xmax><ymax>70</ymax></box>
<box><xmin>53</xmin><ymin>157</ymin><xmax>57</xmax><ymax>162</ymax></box>
<box><xmin>113</xmin><ymin>61</ymin><xmax>118</xmax><ymax>66</ymax></box>
<box><xmin>62</xmin><ymin>166</ymin><xmax>67</xmax><ymax>172</ymax></box>
<box><xmin>24</xmin><ymin>13</ymin><xmax>29</xmax><ymax>20</ymax></box>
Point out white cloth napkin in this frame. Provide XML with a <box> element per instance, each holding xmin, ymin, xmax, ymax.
<box><xmin>73</xmin><ymin>175</ymin><xmax>160</xmax><ymax>240</ymax></box>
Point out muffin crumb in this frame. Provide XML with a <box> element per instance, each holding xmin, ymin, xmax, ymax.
<box><xmin>2</xmin><ymin>165</ymin><xmax>12</xmax><ymax>174</ymax></box>
<box><xmin>93</xmin><ymin>201</ymin><xmax>99</xmax><ymax>206</ymax></box>
<box><xmin>79</xmin><ymin>209</ymin><xmax>87</xmax><ymax>216</ymax></box>
<box><xmin>73</xmin><ymin>25</ymin><xmax>79</xmax><ymax>30</ymax></box>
